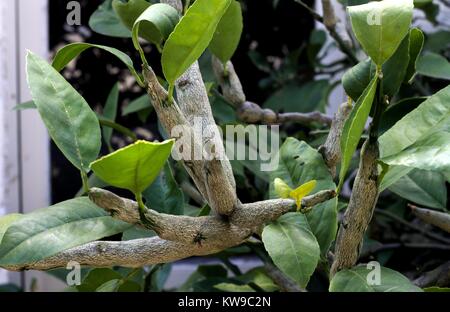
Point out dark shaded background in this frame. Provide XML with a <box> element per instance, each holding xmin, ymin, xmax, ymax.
<box><xmin>49</xmin><ymin>0</ymin><xmax>315</xmax><ymax>203</ymax></box>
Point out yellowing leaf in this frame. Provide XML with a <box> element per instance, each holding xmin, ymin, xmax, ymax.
<box><xmin>273</xmin><ymin>178</ymin><xmax>292</xmax><ymax>198</ymax></box>
<box><xmin>290</xmin><ymin>180</ymin><xmax>317</xmax><ymax>210</ymax></box>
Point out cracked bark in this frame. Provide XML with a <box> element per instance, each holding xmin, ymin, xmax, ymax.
<box><xmin>331</xmin><ymin>140</ymin><xmax>380</xmax><ymax>276</ymax></box>
<box><xmin>1</xmin><ymin>188</ymin><xmax>338</xmax><ymax>271</ymax></box>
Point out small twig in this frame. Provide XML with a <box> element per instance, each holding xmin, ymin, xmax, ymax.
<box><xmin>211</xmin><ymin>57</ymin><xmax>332</xmax><ymax>126</ymax></box>
<box><xmin>414</xmin><ymin>261</ymin><xmax>450</xmax><ymax>288</ymax></box>
<box><xmin>410</xmin><ymin>205</ymin><xmax>450</xmax><ymax>234</ymax></box>
<box><xmin>98</xmin><ymin>118</ymin><xmax>138</xmax><ymax>142</ymax></box>
<box><xmin>293</xmin><ymin>0</ymin><xmax>358</xmax><ymax>64</ymax></box>
<box><xmin>180</xmin><ymin>181</ymin><xmax>206</xmax><ymax>206</ymax></box>
<box><xmin>264</xmin><ymin>263</ymin><xmax>305</xmax><ymax>292</ymax></box>
<box><xmin>375</xmin><ymin>209</ymin><xmax>450</xmax><ymax>245</ymax></box>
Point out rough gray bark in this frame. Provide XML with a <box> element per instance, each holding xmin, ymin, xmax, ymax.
<box><xmin>331</xmin><ymin>140</ymin><xmax>380</xmax><ymax>276</ymax></box>
<box><xmin>318</xmin><ymin>102</ymin><xmax>352</xmax><ymax>177</ymax></box>
<box><xmin>1</xmin><ymin>188</ymin><xmax>337</xmax><ymax>271</ymax></box>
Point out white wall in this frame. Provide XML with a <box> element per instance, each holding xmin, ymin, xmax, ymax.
<box><xmin>0</xmin><ymin>0</ymin><xmax>50</xmax><ymax>289</ymax></box>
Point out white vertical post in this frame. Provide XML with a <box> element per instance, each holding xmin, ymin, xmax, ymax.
<box><xmin>0</xmin><ymin>0</ymin><xmax>51</xmax><ymax>289</ymax></box>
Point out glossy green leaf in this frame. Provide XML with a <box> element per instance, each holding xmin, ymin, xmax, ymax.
<box><xmin>90</xmin><ymin>140</ymin><xmax>174</xmax><ymax>194</ymax></box>
<box><xmin>89</xmin><ymin>0</ymin><xmax>131</xmax><ymax>38</ymax></box>
<box><xmin>143</xmin><ymin>163</ymin><xmax>184</xmax><ymax>215</ymax></box>
<box><xmin>27</xmin><ymin>51</ymin><xmax>101</xmax><ymax>173</ymax></box>
<box><xmin>330</xmin><ymin>265</ymin><xmax>422</xmax><ymax>292</ymax></box>
<box><xmin>344</xmin><ymin>32</ymin><xmax>412</xmax><ymax>101</ymax></box>
<box><xmin>338</xmin><ymin>75</ymin><xmax>378</xmax><ymax>190</ymax></box>
<box><xmin>0</xmin><ymin>214</ymin><xmax>22</xmax><ymax>244</ymax></box>
<box><xmin>112</xmin><ymin>0</ymin><xmax>156</xmax><ymax>42</ymax></box>
<box><xmin>162</xmin><ymin>0</ymin><xmax>231</xmax><ymax>96</ymax></box>
<box><xmin>122</xmin><ymin>95</ymin><xmax>152</xmax><ymax>117</ymax></box>
<box><xmin>342</xmin><ymin>59</ymin><xmax>374</xmax><ymax>101</ymax></box>
<box><xmin>348</xmin><ymin>0</ymin><xmax>413</xmax><ymax>66</ymax></box>
<box><xmin>382</xmin><ymin>131</ymin><xmax>450</xmax><ymax>174</ymax></box>
<box><xmin>102</xmin><ymin>83</ymin><xmax>119</xmax><ymax>151</ymax></box>
<box><xmin>379</xmin><ymin>85</ymin><xmax>450</xmax><ymax>158</ymax></box>
<box><xmin>381</xmin><ymin>33</ymin><xmax>410</xmax><ymax>97</ymax></box>
<box><xmin>52</xmin><ymin>43</ymin><xmax>144</xmax><ymax>87</ymax></box>
<box><xmin>405</xmin><ymin>28</ymin><xmax>425</xmax><ymax>83</ymax></box>
<box><xmin>262</xmin><ymin>213</ymin><xmax>320</xmax><ymax>288</ymax></box>
<box><xmin>132</xmin><ymin>3</ymin><xmax>180</xmax><ymax>59</ymax></box>
<box><xmin>0</xmin><ymin>198</ymin><xmax>131</xmax><ymax>266</ymax></box>
<box><xmin>388</xmin><ymin>169</ymin><xmax>447</xmax><ymax>210</ymax></box>
<box><xmin>416</xmin><ymin>52</ymin><xmax>450</xmax><ymax>80</ymax></box>
<box><xmin>209</xmin><ymin>0</ymin><xmax>243</xmax><ymax>64</ymax></box>
<box><xmin>269</xmin><ymin>138</ymin><xmax>338</xmax><ymax>255</ymax></box>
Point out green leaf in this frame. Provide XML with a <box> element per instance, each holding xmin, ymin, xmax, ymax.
<box><xmin>89</xmin><ymin>0</ymin><xmax>131</xmax><ymax>38</ymax></box>
<box><xmin>162</xmin><ymin>0</ymin><xmax>231</xmax><ymax>97</ymax></box>
<box><xmin>96</xmin><ymin>279</ymin><xmax>122</xmax><ymax>292</ymax></box>
<box><xmin>264</xmin><ymin>81</ymin><xmax>330</xmax><ymax>113</ymax></box>
<box><xmin>329</xmin><ymin>265</ymin><xmax>423</xmax><ymax>292</ymax></box>
<box><xmin>342</xmin><ymin>59</ymin><xmax>375</xmax><ymax>101</ymax></box>
<box><xmin>90</xmin><ymin>140</ymin><xmax>174</xmax><ymax>194</ymax></box>
<box><xmin>404</xmin><ymin>28</ymin><xmax>424</xmax><ymax>83</ymax></box>
<box><xmin>269</xmin><ymin>138</ymin><xmax>338</xmax><ymax>255</ymax></box>
<box><xmin>382</xmin><ymin>131</ymin><xmax>450</xmax><ymax>174</ymax></box>
<box><xmin>379</xmin><ymin>97</ymin><xmax>426</xmax><ymax>135</ymax></box>
<box><xmin>77</xmin><ymin>268</ymin><xmax>122</xmax><ymax>292</ymax></box>
<box><xmin>0</xmin><ymin>198</ymin><xmax>131</xmax><ymax>266</ymax></box>
<box><xmin>344</xmin><ymin>31</ymin><xmax>414</xmax><ymax>101</ymax></box>
<box><xmin>143</xmin><ymin>163</ymin><xmax>184</xmax><ymax>215</ymax></box>
<box><xmin>378</xmin><ymin>165</ymin><xmax>413</xmax><ymax>193</ymax></box>
<box><xmin>416</xmin><ymin>52</ymin><xmax>450</xmax><ymax>80</ymax></box>
<box><xmin>381</xmin><ymin>33</ymin><xmax>410</xmax><ymax>97</ymax></box>
<box><xmin>26</xmin><ymin>51</ymin><xmax>101</xmax><ymax>173</ymax></box>
<box><xmin>379</xmin><ymin>85</ymin><xmax>450</xmax><ymax>158</ymax></box>
<box><xmin>0</xmin><ymin>214</ymin><xmax>22</xmax><ymax>244</ymax></box>
<box><xmin>338</xmin><ymin>75</ymin><xmax>378</xmax><ymax>190</ymax></box>
<box><xmin>262</xmin><ymin>213</ymin><xmax>320</xmax><ymax>288</ymax></box>
<box><xmin>209</xmin><ymin>0</ymin><xmax>243</xmax><ymax>64</ymax></box>
<box><xmin>132</xmin><ymin>3</ymin><xmax>180</xmax><ymax>61</ymax></box>
<box><xmin>122</xmin><ymin>94</ymin><xmax>153</xmax><ymax>116</ymax></box>
<box><xmin>387</xmin><ymin>169</ymin><xmax>447</xmax><ymax>210</ymax></box>
<box><xmin>52</xmin><ymin>43</ymin><xmax>144</xmax><ymax>87</ymax></box>
<box><xmin>424</xmin><ymin>30</ymin><xmax>450</xmax><ymax>53</ymax></box>
<box><xmin>348</xmin><ymin>0</ymin><xmax>413</xmax><ymax>66</ymax></box>
<box><xmin>146</xmin><ymin>264</ymin><xmax>171</xmax><ymax>291</ymax></box>
<box><xmin>112</xmin><ymin>0</ymin><xmax>152</xmax><ymax>41</ymax></box>
<box><xmin>102</xmin><ymin>83</ymin><xmax>119</xmax><ymax>151</ymax></box>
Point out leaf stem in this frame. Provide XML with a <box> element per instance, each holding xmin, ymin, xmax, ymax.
<box><xmin>369</xmin><ymin>69</ymin><xmax>385</xmax><ymax>142</ymax></box>
<box><xmin>81</xmin><ymin>171</ymin><xmax>90</xmax><ymax>194</ymax></box>
<box><xmin>98</xmin><ymin>118</ymin><xmax>138</xmax><ymax>142</ymax></box>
